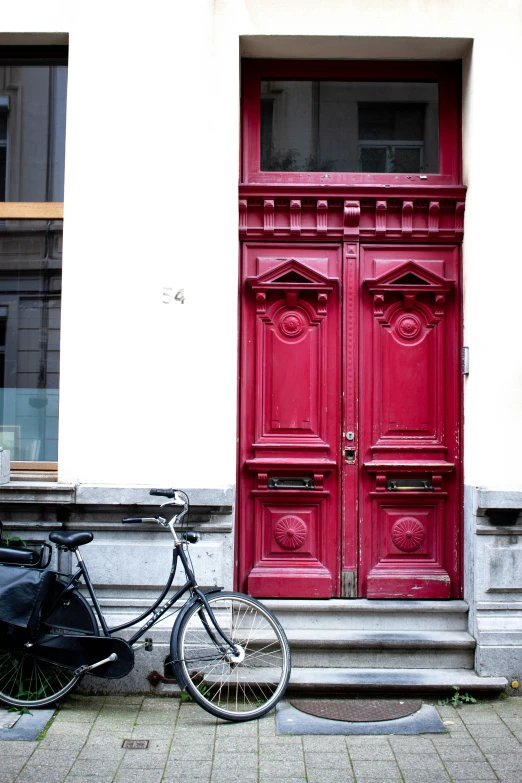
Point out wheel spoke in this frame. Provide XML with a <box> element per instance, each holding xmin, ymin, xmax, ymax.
<box><xmin>177</xmin><ymin>593</ymin><xmax>290</xmax><ymax>721</ymax></box>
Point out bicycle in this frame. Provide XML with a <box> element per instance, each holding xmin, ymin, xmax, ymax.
<box><xmin>0</xmin><ymin>489</ymin><xmax>291</xmax><ymax>722</ymax></box>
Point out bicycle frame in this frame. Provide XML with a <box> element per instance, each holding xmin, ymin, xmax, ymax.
<box><xmin>47</xmin><ymin>515</ymin><xmax>236</xmax><ymax>652</ymax></box>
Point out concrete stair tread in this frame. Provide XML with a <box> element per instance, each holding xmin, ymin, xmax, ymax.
<box><xmin>284</xmin><ymin>630</ymin><xmax>475</xmax><ymax>649</ymax></box>
<box><xmin>262</xmin><ymin>599</ymin><xmax>469</xmax><ymax>613</ymax></box>
<box><xmin>288</xmin><ymin>668</ymin><xmax>507</xmax><ymax>693</ymax></box>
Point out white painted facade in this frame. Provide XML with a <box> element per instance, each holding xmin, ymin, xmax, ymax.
<box><xmin>1</xmin><ymin>0</ymin><xmax>522</xmax><ymax>687</ymax></box>
<box><xmin>1</xmin><ymin>1</ymin><xmax>520</xmax><ymax>490</ymax></box>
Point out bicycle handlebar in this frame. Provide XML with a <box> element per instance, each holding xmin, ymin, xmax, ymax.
<box><xmin>150</xmin><ymin>488</ymin><xmax>177</xmax><ymax>498</ymax></box>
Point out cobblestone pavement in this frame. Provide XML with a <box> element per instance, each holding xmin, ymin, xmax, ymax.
<box><xmin>1</xmin><ymin>695</ymin><xmax>522</xmax><ymax>783</ymax></box>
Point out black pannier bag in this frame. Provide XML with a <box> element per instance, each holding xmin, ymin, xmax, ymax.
<box><xmin>0</xmin><ymin>564</ymin><xmax>56</xmax><ymax>635</ymax></box>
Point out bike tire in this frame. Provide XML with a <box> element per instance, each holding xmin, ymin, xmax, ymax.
<box><xmin>174</xmin><ymin>591</ymin><xmax>291</xmax><ymax>722</ymax></box>
<box><xmin>0</xmin><ymin>582</ymin><xmax>98</xmax><ymax>708</ymax></box>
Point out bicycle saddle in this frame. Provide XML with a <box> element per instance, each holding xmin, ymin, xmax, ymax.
<box><xmin>49</xmin><ymin>531</ymin><xmax>93</xmax><ymax>550</ymax></box>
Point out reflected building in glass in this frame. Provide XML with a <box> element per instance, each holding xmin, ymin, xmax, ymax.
<box><xmin>0</xmin><ymin>62</ymin><xmax>66</xmax><ymax>461</ymax></box>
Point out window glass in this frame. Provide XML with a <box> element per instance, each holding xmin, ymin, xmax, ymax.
<box><xmin>0</xmin><ymin>220</ymin><xmax>62</xmax><ymax>460</ymax></box>
<box><xmin>0</xmin><ymin>65</ymin><xmax>67</xmax><ymax>201</ymax></box>
<box><xmin>260</xmin><ymin>81</ymin><xmax>439</xmax><ymax>173</ymax></box>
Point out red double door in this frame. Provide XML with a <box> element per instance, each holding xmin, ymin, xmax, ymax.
<box><xmin>238</xmin><ymin>241</ymin><xmax>461</xmax><ymax>599</ymax></box>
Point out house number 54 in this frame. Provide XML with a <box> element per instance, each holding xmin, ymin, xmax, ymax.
<box><xmin>163</xmin><ymin>288</ymin><xmax>185</xmax><ymax>305</ymax></box>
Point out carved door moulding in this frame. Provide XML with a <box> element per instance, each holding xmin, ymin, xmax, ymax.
<box><xmin>239</xmin><ymin>187</ymin><xmax>466</xmax><ymax>242</ymax></box>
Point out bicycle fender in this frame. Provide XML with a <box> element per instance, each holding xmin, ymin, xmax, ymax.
<box><xmin>169</xmin><ymin>587</ymin><xmax>224</xmax><ymax>689</ymax></box>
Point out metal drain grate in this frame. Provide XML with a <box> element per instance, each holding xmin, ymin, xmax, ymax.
<box><xmin>122</xmin><ymin>740</ymin><xmax>149</xmax><ymax>749</ymax></box>
<box><xmin>289</xmin><ymin>699</ymin><xmax>422</xmax><ymax>723</ymax></box>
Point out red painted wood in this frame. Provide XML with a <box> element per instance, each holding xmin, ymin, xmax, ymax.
<box><xmin>238</xmin><ymin>243</ymin><xmax>342</xmax><ymax>598</ymax></box>
<box><xmin>359</xmin><ymin>245</ymin><xmax>461</xmax><ymax>598</ymax></box>
<box><xmin>237</xmin><ymin>60</ymin><xmax>463</xmax><ymax>600</ymax></box>
<box><xmin>237</xmin><ymin>188</ymin><xmax>466</xmax><ymax>243</ymax></box>
<box><xmin>242</xmin><ymin>60</ymin><xmax>461</xmax><ymax>186</ymax></box>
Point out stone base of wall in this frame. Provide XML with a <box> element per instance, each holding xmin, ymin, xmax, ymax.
<box><xmin>465</xmin><ymin>486</ymin><xmax>522</xmax><ymax>691</ymax></box>
<box><xmin>0</xmin><ymin>482</ymin><xmax>234</xmax><ymax>694</ymax></box>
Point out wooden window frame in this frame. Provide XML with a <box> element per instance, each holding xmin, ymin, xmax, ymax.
<box><xmin>0</xmin><ymin>46</ymin><xmax>67</xmax><ymax>475</ymax></box>
<box><xmin>241</xmin><ymin>59</ymin><xmax>461</xmax><ymax>186</ymax></box>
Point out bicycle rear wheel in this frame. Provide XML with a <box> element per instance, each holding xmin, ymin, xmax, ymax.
<box><xmin>174</xmin><ymin>591</ymin><xmax>291</xmax><ymax>722</ymax></box>
<box><xmin>0</xmin><ymin>583</ymin><xmax>98</xmax><ymax>708</ymax></box>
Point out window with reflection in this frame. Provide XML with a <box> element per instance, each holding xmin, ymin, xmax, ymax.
<box><xmin>260</xmin><ymin>81</ymin><xmax>439</xmax><ymax>174</ymax></box>
<box><xmin>0</xmin><ymin>220</ymin><xmax>62</xmax><ymax>461</ymax></box>
<box><xmin>0</xmin><ymin>50</ymin><xmax>66</xmax><ymax>463</ymax></box>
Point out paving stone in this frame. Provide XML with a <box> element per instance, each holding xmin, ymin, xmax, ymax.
<box><xmin>162</xmin><ymin>776</ymin><xmax>210</xmax><ymax>783</ymax></box>
<box><xmin>164</xmin><ymin>761</ymin><xmax>213</xmax><ymax>777</ymax></box>
<box><xmin>24</xmin><ymin>749</ymin><xmax>79</xmax><ymax>766</ymax></box>
<box><xmin>39</xmin><ymin>738</ymin><xmax>86</xmax><ymax>751</ymax></box>
<box><xmin>90</xmin><ymin>721</ymin><xmax>137</xmax><ymax>733</ymax></box>
<box><xmin>396</xmin><ymin>754</ymin><xmax>448</xmax><ymax>770</ymax></box>
<box><xmin>68</xmin><ymin>760</ymin><xmax>121</xmax><ymax>777</ymax></box>
<box><xmin>119</xmin><ymin>752</ymin><xmax>168</xmax><ymax>768</ymax></box>
<box><xmin>2</xmin><ymin>761</ymin><xmax>27</xmax><ymax>775</ymax></box>
<box><xmin>214</xmin><ymin>722</ymin><xmax>257</xmax><ymax>736</ymax></box>
<box><xmin>132</xmin><ymin>725</ymin><xmax>175</xmax><ymax>739</ymax></box>
<box><xmin>388</xmin><ymin>737</ymin><xmax>438</xmax><ymax>753</ymax></box>
<box><xmin>305</xmin><ymin>751</ymin><xmax>351</xmax><ymax>769</ymax></box>
<box><xmin>444</xmin><ymin>761</ymin><xmax>498</xmax><ymax>779</ymax></box>
<box><xmin>45</xmin><ymin>724</ymin><xmax>92</xmax><ymax>738</ymax></box>
<box><xmin>0</xmin><ymin>743</ymin><xmax>39</xmax><ymax>756</ymax></box>
<box><xmin>259</xmin><ymin>746</ymin><xmax>303</xmax><ymax>762</ymax></box>
<box><xmin>213</xmin><ymin>751</ymin><xmax>258</xmax><ymax>765</ymax></box>
<box><xmin>114</xmin><ymin>770</ymin><xmax>164</xmax><ymax>783</ymax></box>
<box><xmin>214</xmin><ymin>775</ymin><xmax>259</xmax><ymax>783</ymax></box>
<box><xmin>259</xmin><ymin>760</ymin><xmax>305</xmax><ymax>777</ymax></box>
<box><xmin>304</xmin><ymin>771</ymin><xmax>355</xmax><ymax>783</ymax></box>
<box><xmin>0</xmin><ymin>775</ymin><xmax>16</xmax><ymax>783</ymax></box>
<box><xmin>479</xmin><ymin>739</ymin><xmax>522</xmax><ymax>755</ymax></box>
<box><xmin>351</xmin><ymin>760</ymin><xmax>402</xmax><ymax>779</ymax></box>
<box><xmin>303</xmin><ymin>736</ymin><xmax>348</xmax><ymax>752</ymax></box>
<box><xmin>436</xmin><ymin>744</ymin><xmax>486</xmax><ymax>761</ymax></box>
<box><xmin>259</xmin><ymin>736</ymin><xmax>302</xmax><ymax>745</ymax></box>
<box><xmin>66</xmin><ymin>777</ymin><xmax>115</xmax><ymax>783</ymax></box>
<box><xmin>53</xmin><ymin>712</ymin><xmax>97</xmax><ymax>724</ymax></box>
<box><xmin>401</xmin><ymin>772</ymin><xmax>451</xmax><ymax>783</ymax></box>
<box><xmin>135</xmin><ymin>713</ymin><xmax>176</xmax><ymax>725</ymax></box>
<box><xmin>215</xmin><ymin>737</ymin><xmax>259</xmax><ymax>752</ymax></box>
<box><xmin>485</xmin><ymin>754</ymin><xmax>522</xmax><ymax>771</ymax></box>
<box><xmin>77</xmin><ymin>747</ymin><xmax>126</xmax><ymax>761</ymax></box>
<box><xmin>170</xmin><ymin>745</ymin><xmax>214</xmax><ymax>760</ymax></box>
<box><xmin>141</xmin><ymin>699</ymin><xmax>179</xmax><ymax>711</ymax></box>
<box><xmin>347</xmin><ymin>743</ymin><xmax>395</xmax><ymax>760</ymax></box>
<box><xmin>15</xmin><ymin>766</ymin><xmax>71</xmax><ymax>783</ymax></box>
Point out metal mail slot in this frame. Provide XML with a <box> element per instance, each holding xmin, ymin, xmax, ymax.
<box><xmin>386</xmin><ymin>479</ymin><xmax>433</xmax><ymax>492</ymax></box>
<box><xmin>268</xmin><ymin>476</ymin><xmax>314</xmax><ymax>490</ymax></box>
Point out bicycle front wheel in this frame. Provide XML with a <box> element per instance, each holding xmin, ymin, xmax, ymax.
<box><xmin>175</xmin><ymin>591</ymin><xmax>291</xmax><ymax>722</ymax></box>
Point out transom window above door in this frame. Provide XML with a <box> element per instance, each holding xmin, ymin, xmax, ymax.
<box><xmin>243</xmin><ymin>60</ymin><xmax>461</xmax><ymax>185</ymax></box>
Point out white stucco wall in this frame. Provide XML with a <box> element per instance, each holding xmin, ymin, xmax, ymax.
<box><xmin>1</xmin><ymin>0</ymin><xmax>521</xmax><ymax>490</ymax></box>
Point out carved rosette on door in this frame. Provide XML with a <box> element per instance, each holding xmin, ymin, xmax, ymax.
<box><xmin>359</xmin><ymin>247</ymin><xmax>461</xmax><ymax>599</ymax></box>
<box><xmin>239</xmin><ymin>245</ymin><xmax>342</xmax><ymax>598</ymax></box>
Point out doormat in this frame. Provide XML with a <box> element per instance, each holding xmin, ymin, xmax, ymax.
<box><xmin>277</xmin><ymin>700</ymin><xmax>446</xmax><ymax>735</ymax></box>
<box><xmin>289</xmin><ymin>698</ymin><xmax>422</xmax><ymax>722</ymax></box>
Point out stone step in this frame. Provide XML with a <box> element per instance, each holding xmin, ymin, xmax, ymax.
<box><xmin>262</xmin><ymin>599</ymin><xmax>469</xmax><ymax>631</ymax></box>
<box><xmin>284</xmin><ymin>629</ymin><xmax>475</xmax><ymax>669</ymax></box>
<box><xmin>285</xmin><ymin>629</ymin><xmax>475</xmax><ymax>649</ymax></box>
<box><xmin>286</xmin><ymin>667</ymin><xmax>507</xmax><ymax>696</ymax></box>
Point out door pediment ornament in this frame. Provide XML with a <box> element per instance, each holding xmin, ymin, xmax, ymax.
<box><xmin>248</xmin><ymin>257</ymin><xmax>336</xmax><ymax>315</ymax></box>
<box><xmin>365</xmin><ymin>259</ymin><xmax>455</xmax><ymax>318</ymax></box>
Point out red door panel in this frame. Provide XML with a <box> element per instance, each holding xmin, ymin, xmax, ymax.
<box><xmin>358</xmin><ymin>245</ymin><xmax>461</xmax><ymax>599</ymax></box>
<box><xmin>239</xmin><ymin>243</ymin><xmax>342</xmax><ymax>598</ymax></box>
